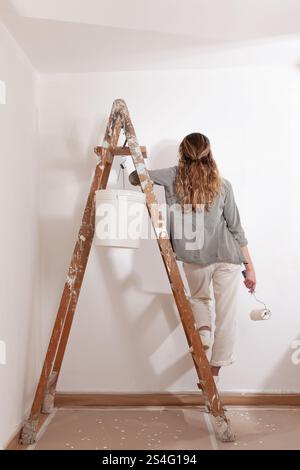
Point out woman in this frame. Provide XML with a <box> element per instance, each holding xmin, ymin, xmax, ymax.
<box><xmin>129</xmin><ymin>132</ymin><xmax>256</xmax><ymax>381</ymax></box>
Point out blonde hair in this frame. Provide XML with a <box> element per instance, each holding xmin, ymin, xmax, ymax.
<box><xmin>175</xmin><ymin>132</ymin><xmax>222</xmax><ymax>211</ymax></box>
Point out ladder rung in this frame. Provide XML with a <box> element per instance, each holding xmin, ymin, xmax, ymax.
<box><xmin>94</xmin><ymin>146</ymin><xmax>147</xmax><ymax>157</ymax></box>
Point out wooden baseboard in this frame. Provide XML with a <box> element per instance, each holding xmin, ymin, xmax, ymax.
<box><xmin>55</xmin><ymin>392</ymin><xmax>300</xmax><ymax>408</ymax></box>
<box><xmin>7</xmin><ymin>392</ymin><xmax>300</xmax><ymax>450</ymax></box>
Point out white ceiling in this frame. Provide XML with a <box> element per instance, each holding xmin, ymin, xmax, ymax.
<box><xmin>1</xmin><ymin>0</ymin><xmax>300</xmax><ymax>73</ymax></box>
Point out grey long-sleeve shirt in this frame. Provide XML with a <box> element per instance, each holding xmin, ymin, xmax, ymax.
<box><xmin>146</xmin><ymin>165</ymin><xmax>248</xmax><ymax>266</ymax></box>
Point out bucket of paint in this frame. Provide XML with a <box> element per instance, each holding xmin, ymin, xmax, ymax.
<box><xmin>95</xmin><ymin>189</ymin><xmax>146</xmax><ymax>248</ymax></box>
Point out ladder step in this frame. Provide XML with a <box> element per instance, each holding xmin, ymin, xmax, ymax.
<box><xmin>94</xmin><ymin>146</ymin><xmax>147</xmax><ymax>157</ymax></box>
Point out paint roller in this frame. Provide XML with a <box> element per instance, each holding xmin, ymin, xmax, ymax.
<box><xmin>242</xmin><ymin>270</ymin><xmax>271</xmax><ymax>321</ymax></box>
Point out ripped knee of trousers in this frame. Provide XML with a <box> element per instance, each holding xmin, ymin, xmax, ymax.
<box><xmin>187</xmin><ymin>296</ymin><xmax>212</xmax><ymax>329</ymax></box>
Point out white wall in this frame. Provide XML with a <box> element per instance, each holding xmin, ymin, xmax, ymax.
<box><xmin>0</xmin><ymin>20</ymin><xmax>39</xmax><ymax>448</ymax></box>
<box><xmin>38</xmin><ymin>66</ymin><xmax>300</xmax><ymax>395</ymax></box>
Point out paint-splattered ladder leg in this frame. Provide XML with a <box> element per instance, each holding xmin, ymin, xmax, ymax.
<box><xmin>42</xmin><ymin>158</ymin><xmax>113</xmax><ymax>415</ymax></box>
<box><xmin>19</xmin><ymin>161</ymin><xmax>108</xmax><ymax>445</ymax></box>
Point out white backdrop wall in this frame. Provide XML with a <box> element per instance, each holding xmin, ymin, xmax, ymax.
<box><xmin>38</xmin><ymin>66</ymin><xmax>300</xmax><ymax>395</ymax></box>
<box><xmin>0</xmin><ymin>20</ymin><xmax>39</xmax><ymax>448</ymax></box>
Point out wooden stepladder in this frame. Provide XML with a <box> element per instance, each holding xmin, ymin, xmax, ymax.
<box><xmin>20</xmin><ymin>99</ymin><xmax>235</xmax><ymax>445</ymax></box>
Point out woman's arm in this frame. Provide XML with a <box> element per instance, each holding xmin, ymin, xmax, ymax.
<box><xmin>223</xmin><ymin>180</ymin><xmax>256</xmax><ymax>293</ymax></box>
<box><xmin>223</xmin><ymin>179</ymin><xmax>248</xmax><ymax>247</ymax></box>
<box><xmin>129</xmin><ymin>166</ymin><xmax>177</xmax><ymax>187</ymax></box>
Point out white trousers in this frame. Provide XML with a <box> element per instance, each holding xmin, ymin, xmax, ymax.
<box><xmin>183</xmin><ymin>261</ymin><xmax>242</xmax><ymax>367</ymax></box>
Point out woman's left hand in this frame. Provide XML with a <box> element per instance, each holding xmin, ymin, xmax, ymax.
<box><xmin>244</xmin><ymin>268</ymin><xmax>256</xmax><ymax>293</ymax></box>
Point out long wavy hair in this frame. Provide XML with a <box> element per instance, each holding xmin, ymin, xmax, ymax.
<box><xmin>175</xmin><ymin>132</ymin><xmax>222</xmax><ymax>212</ymax></box>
